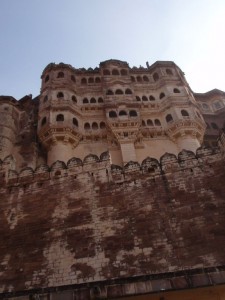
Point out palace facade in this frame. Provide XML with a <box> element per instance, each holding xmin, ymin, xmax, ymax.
<box><xmin>1</xmin><ymin>60</ymin><xmax>225</xmax><ymax>300</ymax></box>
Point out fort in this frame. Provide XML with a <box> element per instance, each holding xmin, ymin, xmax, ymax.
<box><xmin>1</xmin><ymin>60</ymin><xmax>225</xmax><ymax>299</ymax></box>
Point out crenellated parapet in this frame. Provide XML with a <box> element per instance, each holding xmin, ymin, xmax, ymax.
<box><xmin>1</xmin><ymin>147</ymin><xmax>222</xmax><ymax>188</ymax></box>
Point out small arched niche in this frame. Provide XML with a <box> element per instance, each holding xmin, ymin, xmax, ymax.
<box><xmin>112</xmin><ymin>69</ymin><xmax>120</xmax><ymax>75</ymax></box>
<box><xmin>92</xmin><ymin>122</ymin><xmax>98</xmax><ymax>130</ymax></box>
<box><xmin>147</xmin><ymin>119</ymin><xmax>153</xmax><ymax>126</ymax></box>
<box><xmin>166</xmin><ymin>114</ymin><xmax>173</xmax><ymax>123</ymax></box>
<box><xmin>181</xmin><ymin>109</ymin><xmax>189</xmax><ymax>117</ymax></box>
<box><xmin>153</xmin><ymin>72</ymin><xmax>159</xmax><ymax>81</ymax></box>
<box><xmin>57</xmin><ymin>72</ymin><xmax>64</xmax><ymax>78</ymax></box>
<box><xmin>84</xmin><ymin>122</ymin><xmax>91</xmax><ymax>130</ymax></box>
<box><xmin>155</xmin><ymin>119</ymin><xmax>161</xmax><ymax>126</ymax></box>
<box><xmin>115</xmin><ymin>89</ymin><xmax>123</xmax><ymax>95</ymax></box>
<box><xmin>109</xmin><ymin>111</ymin><xmax>117</xmax><ymax>118</ymax></box>
<box><xmin>57</xmin><ymin>92</ymin><xmax>64</xmax><ymax>98</ymax></box>
<box><xmin>103</xmin><ymin>69</ymin><xmax>110</xmax><ymax>75</ymax></box>
<box><xmin>125</xmin><ymin>89</ymin><xmax>132</xmax><ymax>95</ymax></box>
<box><xmin>56</xmin><ymin>114</ymin><xmax>64</xmax><ymax>122</ymax></box>
<box><xmin>119</xmin><ymin>110</ymin><xmax>127</xmax><ymax>116</ymax></box>
<box><xmin>41</xmin><ymin>117</ymin><xmax>47</xmax><ymax>126</ymax></box>
<box><xmin>73</xmin><ymin>118</ymin><xmax>78</xmax><ymax>127</ymax></box>
<box><xmin>129</xmin><ymin>110</ymin><xmax>137</xmax><ymax>117</ymax></box>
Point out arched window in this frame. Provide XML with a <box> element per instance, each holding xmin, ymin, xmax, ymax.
<box><xmin>44</xmin><ymin>95</ymin><xmax>48</xmax><ymax>102</ymax></box>
<box><xmin>131</xmin><ymin>76</ymin><xmax>136</xmax><ymax>82</ymax></box>
<box><xmin>121</xmin><ymin>69</ymin><xmax>128</xmax><ymax>75</ymax></box>
<box><xmin>71</xmin><ymin>95</ymin><xmax>77</xmax><ymax>103</ymax></box>
<box><xmin>88</xmin><ymin>77</ymin><xmax>94</xmax><ymax>83</ymax></box>
<box><xmin>166</xmin><ymin>69</ymin><xmax>173</xmax><ymax>75</ymax></box>
<box><xmin>100</xmin><ymin>122</ymin><xmax>106</xmax><ymax>129</ymax></box>
<box><xmin>45</xmin><ymin>75</ymin><xmax>49</xmax><ymax>83</ymax></box>
<box><xmin>142</xmin><ymin>96</ymin><xmax>148</xmax><ymax>101</ymax></box>
<box><xmin>159</xmin><ymin>92</ymin><xmax>165</xmax><ymax>99</ymax></box>
<box><xmin>90</xmin><ymin>98</ymin><xmax>96</xmax><ymax>103</ymax></box>
<box><xmin>84</xmin><ymin>122</ymin><xmax>90</xmax><ymax>130</ymax></box>
<box><xmin>155</xmin><ymin>119</ymin><xmax>161</xmax><ymax>126</ymax></box>
<box><xmin>129</xmin><ymin>110</ymin><xmax>137</xmax><ymax>117</ymax></box>
<box><xmin>181</xmin><ymin>110</ymin><xmax>189</xmax><ymax>117</ymax></box>
<box><xmin>136</xmin><ymin>96</ymin><xmax>141</xmax><ymax>101</ymax></box>
<box><xmin>149</xmin><ymin>95</ymin><xmax>155</xmax><ymax>101</ymax></box>
<box><xmin>143</xmin><ymin>76</ymin><xmax>149</xmax><ymax>82</ymax></box>
<box><xmin>57</xmin><ymin>92</ymin><xmax>64</xmax><ymax>98</ymax></box>
<box><xmin>174</xmin><ymin>88</ymin><xmax>180</xmax><ymax>93</ymax></box>
<box><xmin>213</xmin><ymin>101</ymin><xmax>222</xmax><ymax>110</ymax></box>
<box><xmin>83</xmin><ymin>98</ymin><xmax>89</xmax><ymax>104</ymax></box>
<box><xmin>106</xmin><ymin>89</ymin><xmax>114</xmax><ymax>95</ymax></box>
<box><xmin>41</xmin><ymin>117</ymin><xmax>47</xmax><ymax>126</ymax></box>
<box><xmin>153</xmin><ymin>72</ymin><xmax>159</xmax><ymax>81</ymax></box>
<box><xmin>115</xmin><ymin>89</ymin><xmax>123</xmax><ymax>95</ymax></box>
<box><xmin>142</xmin><ymin>120</ymin><xmax>146</xmax><ymax>126</ymax></box>
<box><xmin>109</xmin><ymin>111</ymin><xmax>117</xmax><ymax>118</ymax></box>
<box><xmin>103</xmin><ymin>69</ymin><xmax>110</xmax><ymax>75</ymax></box>
<box><xmin>98</xmin><ymin>97</ymin><xmax>103</xmax><ymax>103</ymax></box>
<box><xmin>112</xmin><ymin>69</ymin><xmax>119</xmax><ymax>75</ymax></box>
<box><xmin>125</xmin><ymin>89</ymin><xmax>132</xmax><ymax>94</ymax></box>
<box><xmin>81</xmin><ymin>78</ymin><xmax>87</xmax><ymax>84</ymax></box>
<box><xmin>95</xmin><ymin>77</ymin><xmax>101</xmax><ymax>83</ymax></box>
<box><xmin>57</xmin><ymin>72</ymin><xmax>64</xmax><ymax>78</ymax></box>
<box><xmin>137</xmin><ymin>76</ymin><xmax>142</xmax><ymax>82</ymax></box>
<box><xmin>71</xmin><ymin>75</ymin><xmax>76</xmax><ymax>82</ymax></box>
<box><xmin>147</xmin><ymin>119</ymin><xmax>153</xmax><ymax>126</ymax></box>
<box><xmin>202</xmin><ymin>103</ymin><xmax>209</xmax><ymax>109</ymax></box>
<box><xmin>166</xmin><ymin>114</ymin><xmax>173</xmax><ymax>123</ymax></box>
<box><xmin>211</xmin><ymin>122</ymin><xmax>219</xmax><ymax>129</ymax></box>
<box><xmin>119</xmin><ymin>110</ymin><xmax>127</xmax><ymax>116</ymax></box>
<box><xmin>92</xmin><ymin>122</ymin><xmax>98</xmax><ymax>130</ymax></box>
<box><xmin>56</xmin><ymin>114</ymin><xmax>64</xmax><ymax>122</ymax></box>
<box><xmin>73</xmin><ymin>118</ymin><xmax>78</xmax><ymax>127</ymax></box>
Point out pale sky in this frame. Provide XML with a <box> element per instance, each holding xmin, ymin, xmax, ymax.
<box><xmin>1</xmin><ymin>0</ymin><xmax>225</xmax><ymax>99</ymax></box>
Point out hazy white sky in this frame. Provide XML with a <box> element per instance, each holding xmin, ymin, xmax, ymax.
<box><xmin>0</xmin><ymin>0</ymin><xmax>225</xmax><ymax>99</ymax></box>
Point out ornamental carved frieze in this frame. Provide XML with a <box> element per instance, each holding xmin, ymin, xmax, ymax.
<box><xmin>166</xmin><ymin>118</ymin><xmax>206</xmax><ymax>141</ymax></box>
<box><xmin>38</xmin><ymin>125</ymin><xmax>82</xmax><ymax>148</ymax></box>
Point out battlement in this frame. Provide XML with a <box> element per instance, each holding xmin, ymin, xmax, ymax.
<box><xmin>0</xmin><ymin>146</ymin><xmax>222</xmax><ymax>188</ymax></box>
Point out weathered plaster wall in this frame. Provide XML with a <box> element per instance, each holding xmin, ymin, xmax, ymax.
<box><xmin>0</xmin><ymin>148</ymin><xmax>225</xmax><ymax>296</ymax></box>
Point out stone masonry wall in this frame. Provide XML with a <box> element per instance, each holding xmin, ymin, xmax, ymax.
<box><xmin>0</xmin><ymin>148</ymin><xmax>225</xmax><ymax>295</ymax></box>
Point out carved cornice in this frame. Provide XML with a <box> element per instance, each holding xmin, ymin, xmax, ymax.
<box><xmin>165</xmin><ymin>118</ymin><xmax>206</xmax><ymax>141</ymax></box>
<box><xmin>38</xmin><ymin>125</ymin><xmax>82</xmax><ymax>148</ymax></box>
<box><xmin>107</xmin><ymin>119</ymin><xmax>140</xmax><ymax>143</ymax></box>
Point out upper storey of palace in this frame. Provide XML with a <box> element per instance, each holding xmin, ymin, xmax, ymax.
<box><xmin>39</xmin><ymin>59</ymin><xmax>225</xmax><ymax>115</ymax></box>
<box><xmin>0</xmin><ymin>59</ymin><xmax>225</xmax><ymax>169</ymax></box>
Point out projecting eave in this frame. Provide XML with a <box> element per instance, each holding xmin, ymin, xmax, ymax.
<box><xmin>0</xmin><ymin>95</ymin><xmax>17</xmax><ymax>102</ymax></box>
<box><xmin>100</xmin><ymin>59</ymin><xmax>129</xmax><ymax>68</ymax></box>
<box><xmin>148</xmin><ymin>60</ymin><xmax>183</xmax><ymax>72</ymax></box>
<box><xmin>0</xmin><ymin>94</ymin><xmax>39</xmax><ymax>110</ymax></box>
<box><xmin>41</xmin><ymin>62</ymin><xmax>76</xmax><ymax>78</ymax></box>
<box><xmin>194</xmin><ymin>88</ymin><xmax>225</xmax><ymax>99</ymax></box>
